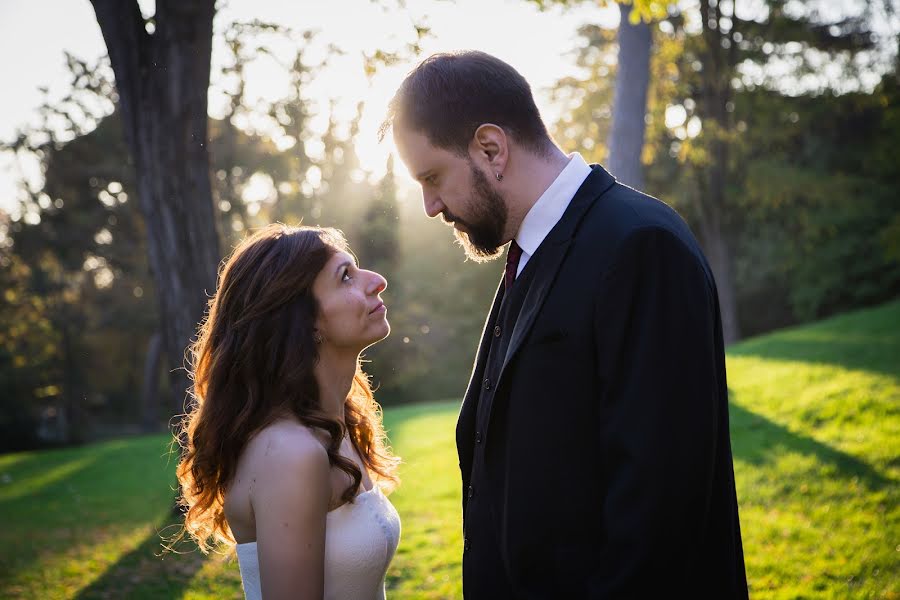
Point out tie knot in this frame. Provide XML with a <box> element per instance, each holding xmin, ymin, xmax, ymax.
<box><xmin>505</xmin><ymin>240</ymin><xmax>523</xmax><ymax>289</ymax></box>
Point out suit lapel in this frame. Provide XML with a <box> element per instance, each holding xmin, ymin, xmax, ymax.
<box><xmin>501</xmin><ymin>238</ymin><xmax>571</xmax><ymax>374</ymax></box>
<box><xmin>461</xmin><ymin>165</ymin><xmax>617</xmax><ymax>445</ymax></box>
<box><xmin>499</xmin><ymin>165</ymin><xmax>616</xmax><ymax>381</ymax></box>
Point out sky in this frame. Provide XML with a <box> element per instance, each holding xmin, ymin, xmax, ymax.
<box><xmin>0</xmin><ymin>0</ymin><xmax>618</xmax><ymax>217</ymax></box>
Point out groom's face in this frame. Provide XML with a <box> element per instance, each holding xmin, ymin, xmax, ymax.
<box><xmin>394</xmin><ymin>126</ymin><xmax>508</xmax><ymax>263</ymax></box>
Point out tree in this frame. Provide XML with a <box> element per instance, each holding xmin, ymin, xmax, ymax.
<box><xmin>1</xmin><ymin>53</ymin><xmax>160</xmax><ymax>445</ymax></box>
<box><xmin>729</xmin><ymin>76</ymin><xmax>900</xmax><ymax>324</ymax></box>
<box><xmin>0</xmin><ymin>247</ymin><xmax>49</xmax><ymax>451</ymax></box>
<box><xmin>532</xmin><ymin>1</ymin><xmax>668</xmax><ymax>188</ymax></box>
<box><xmin>0</xmin><ymin>10</ymin><xmax>450</xmax><ymax>445</ymax></box>
<box><xmin>606</xmin><ymin>2</ymin><xmax>653</xmax><ymax>188</ymax></box>
<box><xmin>552</xmin><ymin>0</ymin><xmax>892</xmax><ymax>343</ymax></box>
<box><xmin>678</xmin><ymin>0</ymin><xmax>883</xmax><ymax>342</ymax></box>
<box><xmin>88</xmin><ymin>0</ymin><xmax>221</xmax><ymax>416</ymax></box>
<box><xmin>356</xmin><ymin>155</ymin><xmax>401</xmax><ymax>393</ymax></box>
<box><xmin>0</xmin><ymin>35</ymin><xmax>317</xmax><ymax>444</ymax></box>
<box><xmin>359</xmin><ymin>154</ymin><xmax>400</xmax><ymax>276</ymax></box>
<box><xmin>689</xmin><ymin>0</ymin><xmax>743</xmax><ymax>342</ymax></box>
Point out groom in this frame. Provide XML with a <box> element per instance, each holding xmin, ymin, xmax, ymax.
<box><xmin>381</xmin><ymin>51</ymin><xmax>748</xmax><ymax>598</ymax></box>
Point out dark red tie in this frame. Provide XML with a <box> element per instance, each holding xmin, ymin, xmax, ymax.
<box><xmin>505</xmin><ymin>240</ymin><xmax>523</xmax><ymax>290</ymax></box>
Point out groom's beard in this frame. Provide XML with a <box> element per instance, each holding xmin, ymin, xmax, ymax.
<box><xmin>443</xmin><ymin>164</ymin><xmax>508</xmax><ymax>263</ymax></box>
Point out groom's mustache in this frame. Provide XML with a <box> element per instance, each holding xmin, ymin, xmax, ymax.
<box><xmin>440</xmin><ymin>210</ymin><xmax>465</xmax><ymax>229</ymax></box>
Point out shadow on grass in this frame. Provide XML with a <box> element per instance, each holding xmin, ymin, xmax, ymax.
<box><xmin>0</xmin><ymin>436</ymin><xmax>168</xmax><ymax>521</ymax></box>
<box><xmin>72</xmin><ymin>525</ymin><xmax>207</xmax><ymax>600</ymax></box>
<box><xmin>0</xmin><ymin>455</ymin><xmax>102</xmax><ymax>504</ymax></box>
<box><xmin>0</xmin><ymin>434</ymin><xmax>180</xmax><ymax>592</ymax></box>
<box><xmin>729</xmin><ymin>402</ymin><xmax>892</xmax><ymax>492</ymax></box>
<box><xmin>727</xmin><ymin>301</ymin><xmax>900</xmax><ymax>378</ymax></box>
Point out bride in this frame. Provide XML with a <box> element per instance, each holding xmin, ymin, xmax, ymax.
<box><xmin>175</xmin><ymin>224</ymin><xmax>401</xmax><ymax>599</ymax></box>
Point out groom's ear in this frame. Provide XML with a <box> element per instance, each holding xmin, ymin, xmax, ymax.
<box><xmin>471</xmin><ymin>124</ymin><xmax>508</xmax><ymax>174</ymax></box>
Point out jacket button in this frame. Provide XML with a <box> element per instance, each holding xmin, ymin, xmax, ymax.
<box><xmin>494</xmin><ymin>325</ymin><xmax>501</xmax><ymax>337</ymax></box>
<box><xmin>483</xmin><ymin>378</ymin><xmax>491</xmax><ymax>390</ymax></box>
<box><xmin>468</xmin><ymin>485</ymin><xmax>474</xmax><ymax>498</ymax></box>
<box><xmin>475</xmin><ymin>431</ymin><xmax>482</xmax><ymax>443</ymax></box>
<box><xmin>464</xmin><ymin>537</ymin><xmax>471</xmax><ymax>551</ymax></box>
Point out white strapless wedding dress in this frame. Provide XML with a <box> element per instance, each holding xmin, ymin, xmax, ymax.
<box><xmin>235</xmin><ymin>485</ymin><xmax>401</xmax><ymax>599</ymax></box>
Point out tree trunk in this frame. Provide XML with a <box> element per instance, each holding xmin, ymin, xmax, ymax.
<box><xmin>140</xmin><ymin>331</ymin><xmax>163</xmax><ymax>432</ymax></box>
<box><xmin>60</xmin><ymin>316</ymin><xmax>85</xmax><ymax>444</ymax></box>
<box><xmin>702</xmin><ymin>224</ymin><xmax>741</xmax><ymax>345</ymax></box>
<box><xmin>89</xmin><ymin>0</ymin><xmax>221</xmax><ymax>419</ymax></box>
<box><xmin>607</xmin><ymin>2</ymin><xmax>652</xmax><ymax>189</ymax></box>
<box><xmin>696</xmin><ymin>0</ymin><xmax>741</xmax><ymax>344</ymax></box>
<box><xmin>703</xmin><ymin>137</ymin><xmax>741</xmax><ymax>345</ymax></box>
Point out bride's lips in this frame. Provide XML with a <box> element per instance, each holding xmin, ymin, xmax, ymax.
<box><xmin>369</xmin><ymin>301</ymin><xmax>386</xmax><ymax>315</ymax></box>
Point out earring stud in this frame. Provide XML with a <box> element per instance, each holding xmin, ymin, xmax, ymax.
<box><xmin>496</xmin><ymin>172</ymin><xmax>503</xmax><ymax>181</ymax></box>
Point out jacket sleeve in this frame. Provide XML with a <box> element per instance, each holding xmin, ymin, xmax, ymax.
<box><xmin>588</xmin><ymin>226</ymin><xmax>723</xmax><ymax>597</ymax></box>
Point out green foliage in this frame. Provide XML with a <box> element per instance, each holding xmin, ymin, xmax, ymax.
<box><xmin>0</xmin><ymin>56</ymin><xmax>155</xmax><ymax>448</ymax></box>
<box><xmin>0</xmin><ymin>16</ymin><xmax>499</xmax><ymax>445</ymax></box>
<box><xmin>0</xmin><ymin>42</ymin><xmax>310</xmax><ymax>447</ymax></box>
<box><xmin>0</xmin><ymin>250</ymin><xmax>42</xmax><ymax>450</ymax></box>
<box><xmin>551</xmin><ymin>3</ymin><xmax>900</xmax><ymax>336</ymax></box>
<box><xmin>358</xmin><ymin>155</ymin><xmax>401</xmax><ymax>275</ymax></box>
<box><xmin>732</xmin><ymin>80</ymin><xmax>900</xmax><ymax>322</ymax></box>
<box><xmin>1</xmin><ymin>300</ymin><xmax>898</xmax><ymax>598</ymax></box>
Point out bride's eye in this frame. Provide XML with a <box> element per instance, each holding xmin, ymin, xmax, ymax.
<box><xmin>342</xmin><ymin>267</ymin><xmax>353</xmax><ymax>282</ymax></box>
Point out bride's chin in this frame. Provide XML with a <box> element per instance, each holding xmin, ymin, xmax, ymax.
<box><xmin>365</xmin><ymin>322</ymin><xmax>391</xmax><ymax>346</ymax></box>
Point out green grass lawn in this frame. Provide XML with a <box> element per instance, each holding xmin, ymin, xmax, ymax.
<box><xmin>1</xmin><ymin>300</ymin><xmax>898</xmax><ymax>599</ymax></box>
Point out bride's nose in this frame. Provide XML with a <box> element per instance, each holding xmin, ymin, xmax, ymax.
<box><xmin>368</xmin><ymin>271</ymin><xmax>387</xmax><ymax>295</ymax></box>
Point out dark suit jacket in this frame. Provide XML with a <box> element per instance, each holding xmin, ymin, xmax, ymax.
<box><xmin>457</xmin><ymin>166</ymin><xmax>748</xmax><ymax>598</ymax></box>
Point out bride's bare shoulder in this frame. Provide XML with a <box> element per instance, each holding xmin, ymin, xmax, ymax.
<box><xmin>226</xmin><ymin>419</ymin><xmax>329</xmax><ymax>539</ymax></box>
<box><xmin>244</xmin><ymin>419</ymin><xmax>329</xmax><ymax>474</ymax></box>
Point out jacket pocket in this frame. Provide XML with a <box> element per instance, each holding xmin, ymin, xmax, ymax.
<box><xmin>530</xmin><ymin>327</ymin><xmax>568</xmax><ymax>345</ymax></box>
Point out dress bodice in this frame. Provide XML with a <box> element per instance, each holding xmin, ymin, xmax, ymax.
<box><xmin>236</xmin><ymin>485</ymin><xmax>401</xmax><ymax>599</ymax></box>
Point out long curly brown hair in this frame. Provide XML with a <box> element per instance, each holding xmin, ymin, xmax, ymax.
<box><xmin>175</xmin><ymin>224</ymin><xmax>399</xmax><ymax>553</ymax></box>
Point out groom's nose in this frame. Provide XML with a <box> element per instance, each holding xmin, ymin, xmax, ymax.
<box><xmin>423</xmin><ymin>191</ymin><xmax>445</xmax><ymax>219</ymax></box>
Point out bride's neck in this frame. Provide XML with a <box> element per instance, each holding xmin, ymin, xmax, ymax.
<box><xmin>313</xmin><ymin>347</ymin><xmax>359</xmax><ymax>423</ymax></box>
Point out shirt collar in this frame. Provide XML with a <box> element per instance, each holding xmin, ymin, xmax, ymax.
<box><xmin>515</xmin><ymin>153</ymin><xmax>592</xmax><ymax>257</ymax></box>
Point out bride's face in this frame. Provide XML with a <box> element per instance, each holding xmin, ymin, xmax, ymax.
<box><xmin>312</xmin><ymin>250</ymin><xmax>390</xmax><ymax>351</ymax></box>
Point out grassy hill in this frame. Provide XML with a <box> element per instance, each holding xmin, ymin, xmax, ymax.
<box><xmin>1</xmin><ymin>300</ymin><xmax>897</xmax><ymax>599</ymax></box>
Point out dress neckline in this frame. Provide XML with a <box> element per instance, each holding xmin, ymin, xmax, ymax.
<box><xmin>235</xmin><ymin>486</ymin><xmax>380</xmax><ymax>548</ymax></box>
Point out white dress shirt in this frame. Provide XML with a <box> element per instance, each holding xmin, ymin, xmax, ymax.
<box><xmin>514</xmin><ymin>152</ymin><xmax>593</xmax><ymax>277</ymax></box>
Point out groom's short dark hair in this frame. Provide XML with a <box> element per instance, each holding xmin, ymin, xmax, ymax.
<box><xmin>379</xmin><ymin>50</ymin><xmax>553</xmax><ymax>157</ymax></box>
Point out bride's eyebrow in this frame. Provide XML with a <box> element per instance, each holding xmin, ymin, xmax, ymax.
<box><xmin>335</xmin><ymin>260</ymin><xmax>353</xmax><ymax>277</ymax></box>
